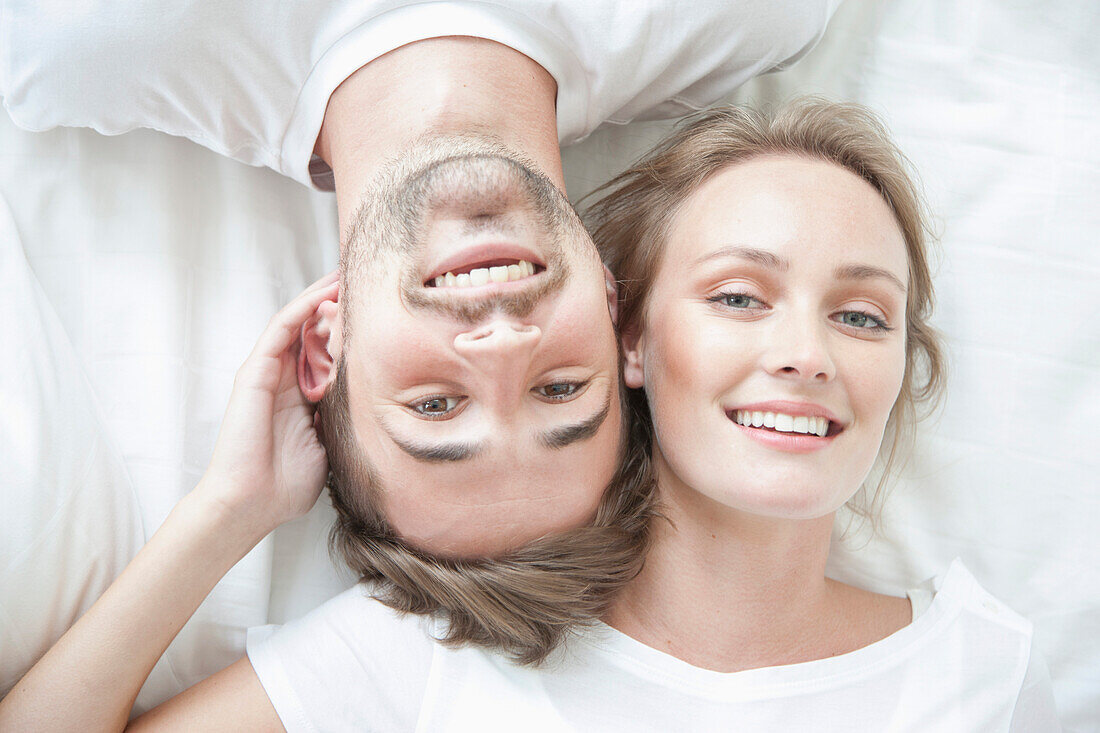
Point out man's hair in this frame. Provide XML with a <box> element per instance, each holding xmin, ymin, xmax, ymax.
<box><xmin>315</xmin><ymin>136</ymin><xmax>657</xmax><ymax>666</ymax></box>
<box><xmin>584</xmin><ymin>98</ymin><xmax>945</xmax><ymax>527</ymax></box>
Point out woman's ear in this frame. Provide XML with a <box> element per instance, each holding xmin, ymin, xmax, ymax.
<box><xmin>298</xmin><ymin>296</ymin><xmax>342</xmax><ymax>403</ymax></box>
<box><xmin>603</xmin><ymin>264</ymin><xmax>619</xmax><ymax>325</ymax></box>
<box><xmin>621</xmin><ymin>325</ymin><xmax>645</xmax><ymax>390</ymax></box>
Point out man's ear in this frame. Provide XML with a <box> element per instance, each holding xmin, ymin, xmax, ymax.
<box><xmin>620</xmin><ymin>324</ymin><xmax>645</xmax><ymax>390</ymax></box>
<box><xmin>603</xmin><ymin>264</ymin><xmax>619</xmax><ymax>325</ymax></box>
<box><xmin>298</xmin><ymin>296</ymin><xmax>342</xmax><ymax>403</ymax></box>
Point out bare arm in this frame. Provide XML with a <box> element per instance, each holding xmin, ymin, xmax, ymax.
<box><xmin>0</xmin><ymin>273</ymin><xmax>340</xmax><ymax>730</ymax></box>
<box><xmin>0</xmin><ymin>489</ymin><xmax>262</xmax><ymax>730</ymax></box>
<box><xmin>128</xmin><ymin>658</ymin><xmax>282</xmax><ymax>732</ymax></box>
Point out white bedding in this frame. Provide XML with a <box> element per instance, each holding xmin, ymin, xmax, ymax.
<box><xmin>0</xmin><ymin>122</ymin><xmax>351</xmax><ymax>708</ymax></box>
<box><xmin>1</xmin><ymin>0</ymin><xmax>1096</xmax><ymax>727</ymax></box>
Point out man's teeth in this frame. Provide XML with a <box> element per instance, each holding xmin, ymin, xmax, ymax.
<box><xmin>734</xmin><ymin>410</ymin><xmax>829</xmax><ymax>437</ymax></box>
<box><xmin>433</xmin><ymin>260</ymin><xmax>535</xmax><ymax>288</ymax></box>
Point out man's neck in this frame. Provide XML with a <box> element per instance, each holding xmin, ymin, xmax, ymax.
<box><xmin>316</xmin><ymin>36</ymin><xmax>562</xmax><ymax>234</ymax></box>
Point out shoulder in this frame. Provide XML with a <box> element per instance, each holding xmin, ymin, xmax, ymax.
<box><xmin>511</xmin><ymin>0</ymin><xmax>842</xmax><ymax>141</ymax></box>
<box><xmin>249</xmin><ymin>583</ymin><xmax>436</xmax><ymax>669</ymax></box>
<box><xmin>922</xmin><ymin>561</ymin><xmax>1061</xmax><ymax>729</ymax></box>
<box><xmin>928</xmin><ymin>559</ymin><xmax>1034</xmax><ymax>636</ymax></box>
<box><xmin>909</xmin><ymin>561</ymin><xmax>1039</xmax><ymax>691</ymax></box>
<box><xmin>246</xmin><ymin>584</ymin><xmax>435</xmax><ymax>732</ymax></box>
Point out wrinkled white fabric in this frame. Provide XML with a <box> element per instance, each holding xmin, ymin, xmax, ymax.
<box><xmin>1</xmin><ymin>0</ymin><xmax>1096</xmax><ymax>726</ymax></box>
<box><xmin>0</xmin><ymin>113</ymin><xmax>348</xmax><ymax>711</ymax></box>
<box><xmin>1</xmin><ymin>0</ymin><xmax>839</xmax><ymax>188</ymax></box>
<box><xmin>0</xmin><ymin>196</ymin><xmax>143</xmax><ymax>697</ymax></box>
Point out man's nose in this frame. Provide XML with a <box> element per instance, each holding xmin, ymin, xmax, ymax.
<box><xmin>453</xmin><ymin>318</ymin><xmax>542</xmax><ymax>392</ymax></box>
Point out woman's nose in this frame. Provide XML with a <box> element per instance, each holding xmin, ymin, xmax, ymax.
<box><xmin>761</xmin><ymin>315</ymin><xmax>836</xmax><ymax>383</ymax></box>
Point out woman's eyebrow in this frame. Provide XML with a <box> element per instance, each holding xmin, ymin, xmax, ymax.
<box><xmin>834</xmin><ymin>263</ymin><xmax>907</xmax><ymax>293</ymax></box>
<box><xmin>691</xmin><ymin>245</ymin><xmax>789</xmax><ymax>270</ymax></box>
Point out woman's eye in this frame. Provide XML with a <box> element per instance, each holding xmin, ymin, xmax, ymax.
<box><xmin>409</xmin><ymin>395</ymin><xmax>462</xmax><ymax>417</ymax></box>
<box><xmin>536</xmin><ymin>382</ymin><xmax>584</xmax><ymax>400</ymax></box>
<box><xmin>834</xmin><ymin>311</ymin><xmax>889</xmax><ymax>330</ymax></box>
<box><xmin>710</xmin><ymin>292</ymin><xmax>762</xmax><ymax>309</ymax></box>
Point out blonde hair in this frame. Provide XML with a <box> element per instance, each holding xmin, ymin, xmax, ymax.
<box><xmin>585</xmin><ymin>98</ymin><xmax>945</xmax><ymax>524</ymax></box>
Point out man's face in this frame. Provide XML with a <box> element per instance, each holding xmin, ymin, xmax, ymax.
<box><xmin>335</xmin><ymin>141</ymin><xmax>622</xmax><ymax>557</ymax></box>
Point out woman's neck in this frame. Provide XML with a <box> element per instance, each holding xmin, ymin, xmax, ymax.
<box><xmin>605</xmin><ymin>451</ymin><xmax>908</xmax><ymax>672</ymax></box>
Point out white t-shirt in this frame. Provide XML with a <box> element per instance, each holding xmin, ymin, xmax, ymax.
<box><xmin>0</xmin><ymin>1</ymin><xmax>839</xmax><ymax>189</ymax></box>
<box><xmin>246</xmin><ymin>559</ymin><xmax>1060</xmax><ymax>731</ymax></box>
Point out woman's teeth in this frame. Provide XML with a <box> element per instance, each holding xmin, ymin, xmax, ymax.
<box><xmin>733</xmin><ymin>410</ymin><xmax>830</xmax><ymax>437</ymax></box>
<box><xmin>432</xmin><ymin>260</ymin><xmax>536</xmax><ymax>288</ymax></box>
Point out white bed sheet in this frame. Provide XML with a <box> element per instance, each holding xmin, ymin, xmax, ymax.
<box><xmin>0</xmin><ymin>121</ymin><xmax>352</xmax><ymax>709</ymax></box>
<box><xmin>1</xmin><ymin>0</ymin><xmax>1096</xmax><ymax>726</ymax></box>
<box><xmin>0</xmin><ymin>196</ymin><xmax>144</xmax><ymax>696</ymax></box>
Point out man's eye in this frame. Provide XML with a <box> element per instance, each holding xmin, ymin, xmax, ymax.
<box><xmin>410</xmin><ymin>395</ymin><xmax>463</xmax><ymax>417</ymax></box>
<box><xmin>536</xmin><ymin>382</ymin><xmax>585</xmax><ymax>400</ymax></box>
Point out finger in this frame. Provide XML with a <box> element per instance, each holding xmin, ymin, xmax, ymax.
<box><xmin>250</xmin><ymin>280</ymin><xmax>339</xmax><ymax>361</ymax></box>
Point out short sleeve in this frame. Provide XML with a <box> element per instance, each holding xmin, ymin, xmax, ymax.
<box><xmin>246</xmin><ymin>586</ymin><xmax>434</xmax><ymax>733</ymax></box>
<box><xmin>1008</xmin><ymin>646</ymin><xmax>1062</xmax><ymax>732</ymax></box>
<box><xmin>2</xmin><ymin>0</ymin><xmax>839</xmax><ymax>189</ymax></box>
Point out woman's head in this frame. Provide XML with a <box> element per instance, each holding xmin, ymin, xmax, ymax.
<box><xmin>587</xmin><ymin>99</ymin><xmax>944</xmax><ymax>521</ymax></box>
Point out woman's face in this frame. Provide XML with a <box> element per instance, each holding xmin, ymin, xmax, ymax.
<box><xmin>625</xmin><ymin>155</ymin><xmax>909</xmax><ymax>519</ymax></box>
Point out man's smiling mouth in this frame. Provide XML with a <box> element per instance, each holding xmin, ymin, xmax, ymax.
<box><xmin>428</xmin><ymin>258</ymin><xmax>541</xmax><ymax>288</ymax></box>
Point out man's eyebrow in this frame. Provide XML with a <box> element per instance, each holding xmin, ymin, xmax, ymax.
<box><xmin>386</xmin><ymin>432</ymin><xmax>484</xmax><ymax>463</ymax></box>
<box><xmin>834</xmin><ymin>263</ymin><xmax>907</xmax><ymax>293</ymax></box>
<box><xmin>538</xmin><ymin>391</ymin><xmax>612</xmax><ymax>450</ymax></box>
<box><xmin>692</xmin><ymin>245</ymin><xmax>790</xmax><ymax>270</ymax></box>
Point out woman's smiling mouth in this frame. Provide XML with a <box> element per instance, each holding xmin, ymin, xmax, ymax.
<box><xmin>730</xmin><ymin>409</ymin><xmax>830</xmax><ymax>437</ymax></box>
<box><xmin>725</xmin><ymin>402</ymin><xmax>845</xmax><ymax>452</ymax></box>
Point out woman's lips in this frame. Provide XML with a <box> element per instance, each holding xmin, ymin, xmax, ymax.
<box><xmin>729</xmin><ymin>418</ymin><xmax>836</xmax><ymax>453</ymax></box>
<box><xmin>730</xmin><ymin>409</ymin><xmax>830</xmax><ymax>437</ymax></box>
<box><xmin>725</xmin><ymin>403</ymin><xmax>844</xmax><ymax>453</ymax></box>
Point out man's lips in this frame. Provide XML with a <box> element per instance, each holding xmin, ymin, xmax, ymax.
<box><xmin>424</xmin><ymin>243</ymin><xmax>545</xmax><ymax>285</ymax></box>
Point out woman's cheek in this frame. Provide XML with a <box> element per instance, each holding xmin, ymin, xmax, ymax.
<box><xmin>850</xmin><ymin>342</ymin><xmax>907</xmax><ymax>428</ymax></box>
